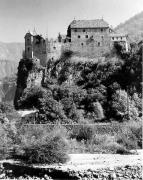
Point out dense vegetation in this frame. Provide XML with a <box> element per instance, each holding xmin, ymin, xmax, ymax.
<box><xmin>15</xmin><ymin>42</ymin><xmax>142</xmax><ymax>124</ymax></box>
<box><xmin>0</xmin><ymin>41</ymin><xmax>142</xmax><ymax>164</ymax></box>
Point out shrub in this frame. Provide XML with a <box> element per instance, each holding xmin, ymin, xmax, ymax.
<box><xmin>70</xmin><ymin>125</ymin><xmax>94</xmax><ymax>141</ymax></box>
<box><xmin>116</xmin><ymin>120</ymin><xmax>142</xmax><ymax>149</ymax></box>
<box><xmin>11</xmin><ymin>125</ymin><xmax>70</xmax><ymax>164</ymax></box>
<box><xmin>89</xmin><ymin>134</ymin><xmax>130</xmax><ymax>154</ymax></box>
<box><xmin>0</xmin><ymin>122</ymin><xmax>17</xmax><ymax>159</ymax></box>
<box><xmin>111</xmin><ymin>90</ymin><xmax>139</xmax><ymax>121</ymax></box>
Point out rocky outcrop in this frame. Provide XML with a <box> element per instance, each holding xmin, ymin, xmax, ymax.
<box><xmin>14</xmin><ymin>58</ymin><xmax>44</xmax><ymax>109</ymax></box>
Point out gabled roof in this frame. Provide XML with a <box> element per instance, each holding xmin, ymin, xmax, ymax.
<box><xmin>70</xmin><ymin>19</ymin><xmax>109</xmax><ymax>28</ymax></box>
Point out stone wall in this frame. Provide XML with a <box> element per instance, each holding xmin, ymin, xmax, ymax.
<box><xmin>33</xmin><ymin>36</ymin><xmax>47</xmax><ymax>66</ymax></box>
<box><xmin>61</xmin><ymin>42</ymin><xmax>111</xmax><ymax>58</ymax></box>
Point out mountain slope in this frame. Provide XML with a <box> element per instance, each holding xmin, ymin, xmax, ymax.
<box><xmin>115</xmin><ymin>11</ymin><xmax>143</xmax><ymax>42</ymax></box>
<box><xmin>0</xmin><ymin>42</ymin><xmax>24</xmax><ymax>79</ymax></box>
<box><xmin>0</xmin><ymin>60</ymin><xmax>18</xmax><ymax>79</ymax></box>
<box><xmin>0</xmin><ymin>42</ymin><xmax>24</xmax><ymax>61</ymax></box>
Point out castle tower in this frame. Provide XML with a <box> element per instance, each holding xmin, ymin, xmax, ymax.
<box><xmin>25</xmin><ymin>31</ymin><xmax>33</xmax><ymax>59</ymax></box>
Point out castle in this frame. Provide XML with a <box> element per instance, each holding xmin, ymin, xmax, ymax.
<box><xmin>24</xmin><ymin>19</ymin><xmax>128</xmax><ymax>66</ymax></box>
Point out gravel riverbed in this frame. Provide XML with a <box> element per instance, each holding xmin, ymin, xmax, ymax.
<box><xmin>0</xmin><ymin>151</ymin><xmax>142</xmax><ymax>180</ymax></box>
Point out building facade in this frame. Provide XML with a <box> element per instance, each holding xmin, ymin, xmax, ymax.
<box><xmin>66</xmin><ymin>19</ymin><xmax>128</xmax><ymax>57</ymax></box>
<box><xmin>24</xmin><ymin>19</ymin><xmax>129</xmax><ymax>65</ymax></box>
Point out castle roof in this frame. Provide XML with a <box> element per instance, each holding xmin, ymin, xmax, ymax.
<box><xmin>70</xmin><ymin>19</ymin><xmax>109</xmax><ymax>28</ymax></box>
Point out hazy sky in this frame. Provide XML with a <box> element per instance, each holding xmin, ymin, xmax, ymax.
<box><xmin>0</xmin><ymin>0</ymin><xmax>142</xmax><ymax>42</ymax></box>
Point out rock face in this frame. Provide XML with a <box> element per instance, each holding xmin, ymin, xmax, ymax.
<box><xmin>14</xmin><ymin>58</ymin><xmax>44</xmax><ymax>109</ymax></box>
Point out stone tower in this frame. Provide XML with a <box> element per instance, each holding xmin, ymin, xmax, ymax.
<box><xmin>24</xmin><ymin>31</ymin><xmax>47</xmax><ymax>66</ymax></box>
<box><xmin>24</xmin><ymin>31</ymin><xmax>33</xmax><ymax>59</ymax></box>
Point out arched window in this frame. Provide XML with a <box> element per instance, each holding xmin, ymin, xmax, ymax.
<box><xmin>78</xmin><ymin>35</ymin><xmax>81</xmax><ymax>38</ymax></box>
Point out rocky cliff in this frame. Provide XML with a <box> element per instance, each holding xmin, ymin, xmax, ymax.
<box><xmin>14</xmin><ymin>58</ymin><xmax>44</xmax><ymax>109</ymax></box>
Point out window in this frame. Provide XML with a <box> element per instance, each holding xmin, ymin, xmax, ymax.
<box><xmin>101</xmin><ymin>29</ymin><xmax>103</xmax><ymax>32</ymax></box>
<box><xmin>75</xmin><ymin>29</ymin><xmax>77</xmax><ymax>32</ymax></box>
<box><xmin>83</xmin><ymin>29</ymin><xmax>85</xmax><ymax>32</ymax></box>
<box><xmin>27</xmin><ymin>47</ymin><xmax>30</xmax><ymax>51</ymax></box>
<box><xmin>81</xmin><ymin>43</ymin><xmax>84</xmax><ymax>46</ymax></box>
<box><xmin>98</xmin><ymin>42</ymin><xmax>100</xmax><ymax>46</ymax></box>
<box><xmin>121</xmin><ymin>37</ymin><xmax>122</xmax><ymax>40</ymax></box>
<box><xmin>85</xmin><ymin>35</ymin><xmax>88</xmax><ymax>38</ymax></box>
<box><xmin>78</xmin><ymin>35</ymin><xmax>81</xmax><ymax>38</ymax></box>
<box><xmin>112</xmin><ymin>37</ymin><xmax>114</xmax><ymax>40</ymax></box>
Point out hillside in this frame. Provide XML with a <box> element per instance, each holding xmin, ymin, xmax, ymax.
<box><xmin>0</xmin><ymin>42</ymin><xmax>24</xmax><ymax>79</ymax></box>
<box><xmin>14</xmin><ymin>42</ymin><xmax>142</xmax><ymax>123</ymax></box>
<box><xmin>0</xmin><ymin>42</ymin><xmax>24</xmax><ymax>61</ymax></box>
<box><xmin>115</xmin><ymin>11</ymin><xmax>143</xmax><ymax>42</ymax></box>
<box><xmin>0</xmin><ymin>60</ymin><xmax>17</xmax><ymax>80</ymax></box>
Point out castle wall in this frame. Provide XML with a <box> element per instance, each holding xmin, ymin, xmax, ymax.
<box><xmin>33</xmin><ymin>36</ymin><xmax>47</xmax><ymax>66</ymax></box>
<box><xmin>71</xmin><ymin>28</ymin><xmax>110</xmax><ymax>44</ymax></box>
<box><xmin>47</xmin><ymin>40</ymin><xmax>62</xmax><ymax>61</ymax></box>
<box><xmin>61</xmin><ymin>41</ymin><xmax>111</xmax><ymax>58</ymax></box>
<box><xmin>25</xmin><ymin>33</ymin><xmax>47</xmax><ymax>66</ymax></box>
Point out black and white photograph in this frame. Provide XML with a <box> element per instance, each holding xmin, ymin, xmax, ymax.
<box><xmin>0</xmin><ymin>0</ymin><xmax>142</xmax><ymax>179</ymax></box>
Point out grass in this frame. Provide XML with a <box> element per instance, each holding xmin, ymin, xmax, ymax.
<box><xmin>11</xmin><ymin>125</ymin><xmax>70</xmax><ymax>164</ymax></box>
<box><xmin>0</xmin><ymin>119</ymin><xmax>141</xmax><ymax>164</ymax></box>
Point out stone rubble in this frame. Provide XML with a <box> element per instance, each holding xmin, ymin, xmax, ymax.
<box><xmin>0</xmin><ymin>164</ymin><xmax>142</xmax><ymax>179</ymax></box>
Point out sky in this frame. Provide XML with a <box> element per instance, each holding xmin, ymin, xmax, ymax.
<box><xmin>0</xmin><ymin>0</ymin><xmax>142</xmax><ymax>42</ymax></box>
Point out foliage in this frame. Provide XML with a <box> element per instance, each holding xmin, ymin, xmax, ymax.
<box><xmin>70</xmin><ymin>125</ymin><xmax>94</xmax><ymax>141</ymax></box>
<box><xmin>116</xmin><ymin>120</ymin><xmax>142</xmax><ymax>149</ymax></box>
<box><xmin>11</xmin><ymin>125</ymin><xmax>69</xmax><ymax>164</ymax></box>
<box><xmin>18</xmin><ymin>86</ymin><xmax>47</xmax><ymax>109</ymax></box>
<box><xmin>111</xmin><ymin>90</ymin><xmax>139</xmax><ymax>121</ymax></box>
<box><xmin>14</xmin><ymin>40</ymin><xmax>142</xmax><ymax>123</ymax></box>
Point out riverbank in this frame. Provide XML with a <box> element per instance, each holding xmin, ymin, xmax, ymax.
<box><xmin>0</xmin><ymin>151</ymin><xmax>142</xmax><ymax>179</ymax></box>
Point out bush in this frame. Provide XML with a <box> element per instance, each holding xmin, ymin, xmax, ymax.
<box><xmin>116</xmin><ymin>120</ymin><xmax>142</xmax><ymax>149</ymax></box>
<box><xmin>11</xmin><ymin>125</ymin><xmax>70</xmax><ymax>164</ymax></box>
<box><xmin>0</xmin><ymin>122</ymin><xmax>17</xmax><ymax>159</ymax></box>
<box><xmin>70</xmin><ymin>125</ymin><xmax>94</xmax><ymax>141</ymax></box>
<box><xmin>89</xmin><ymin>134</ymin><xmax>130</xmax><ymax>154</ymax></box>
